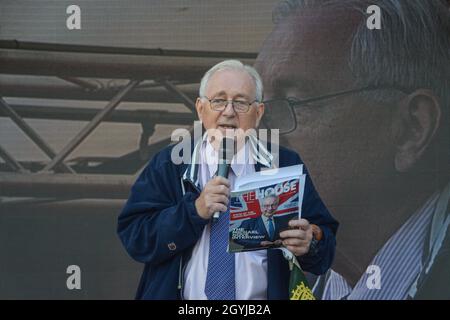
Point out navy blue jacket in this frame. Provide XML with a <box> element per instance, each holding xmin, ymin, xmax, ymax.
<box><xmin>117</xmin><ymin>142</ymin><xmax>338</xmax><ymax>299</ymax></box>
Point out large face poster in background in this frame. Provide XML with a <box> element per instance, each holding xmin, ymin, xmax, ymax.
<box><xmin>0</xmin><ymin>0</ymin><xmax>448</xmax><ymax>299</ymax></box>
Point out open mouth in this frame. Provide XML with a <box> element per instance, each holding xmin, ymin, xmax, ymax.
<box><xmin>218</xmin><ymin>125</ymin><xmax>237</xmax><ymax>130</ymax></box>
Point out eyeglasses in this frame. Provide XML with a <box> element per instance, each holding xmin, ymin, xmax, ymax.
<box><xmin>263</xmin><ymin>85</ymin><xmax>412</xmax><ymax>135</ymax></box>
<box><xmin>202</xmin><ymin>97</ymin><xmax>258</xmax><ymax>113</ymax></box>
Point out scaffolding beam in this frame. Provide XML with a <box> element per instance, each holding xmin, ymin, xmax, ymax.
<box><xmin>161</xmin><ymin>80</ymin><xmax>196</xmax><ymax>113</ymax></box>
<box><xmin>0</xmin><ymin>40</ymin><xmax>257</xmax><ymax>59</ymax></box>
<box><xmin>0</xmin><ymin>79</ymin><xmax>199</xmax><ymax>103</ymax></box>
<box><xmin>0</xmin><ymin>41</ymin><xmax>255</xmax><ymax>80</ymax></box>
<box><xmin>0</xmin><ymin>97</ymin><xmax>75</xmax><ymax>173</ymax></box>
<box><xmin>0</xmin><ymin>104</ymin><xmax>194</xmax><ymax>125</ymax></box>
<box><xmin>40</xmin><ymin>80</ymin><xmax>140</xmax><ymax>172</ymax></box>
<box><xmin>0</xmin><ymin>172</ymin><xmax>134</xmax><ymax>199</ymax></box>
<box><xmin>0</xmin><ymin>145</ymin><xmax>27</xmax><ymax>173</ymax></box>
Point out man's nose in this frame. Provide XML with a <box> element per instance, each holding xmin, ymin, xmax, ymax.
<box><xmin>221</xmin><ymin>101</ymin><xmax>237</xmax><ymax>116</ymax></box>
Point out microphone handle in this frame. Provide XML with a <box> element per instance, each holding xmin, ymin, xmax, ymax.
<box><xmin>217</xmin><ymin>163</ymin><xmax>230</xmax><ymax>178</ymax></box>
<box><xmin>213</xmin><ymin>163</ymin><xmax>230</xmax><ymax>221</ymax></box>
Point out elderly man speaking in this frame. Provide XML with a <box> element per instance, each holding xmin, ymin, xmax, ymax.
<box><xmin>117</xmin><ymin>60</ymin><xmax>338</xmax><ymax>300</ymax></box>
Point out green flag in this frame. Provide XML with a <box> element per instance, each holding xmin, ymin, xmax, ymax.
<box><xmin>288</xmin><ymin>259</ymin><xmax>316</xmax><ymax>300</ymax></box>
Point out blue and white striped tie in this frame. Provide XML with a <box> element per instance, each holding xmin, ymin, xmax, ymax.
<box><xmin>205</xmin><ymin>210</ymin><xmax>235</xmax><ymax>300</ymax></box>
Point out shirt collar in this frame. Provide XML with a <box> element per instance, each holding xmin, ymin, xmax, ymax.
<box><xmin>182</xmin><ymin>130</ymin><xmax>274</xmax><ymax>186</ymax></box>
<box><xmin>202</xmin><ymin>135</ymin><xmax>253</xmax><ymax>179</ymax></box>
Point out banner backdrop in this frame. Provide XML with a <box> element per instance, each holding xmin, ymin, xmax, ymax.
<box><xmin>0</xmin><ymin>0</ymin><xmax>448</xmax><ymax>299</ymax></box>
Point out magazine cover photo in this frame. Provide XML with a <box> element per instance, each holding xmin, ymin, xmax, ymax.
<box><xmin>229</xmin><ymin>175</ymin><xmax>306</xmax><ymax>253</ymax></box>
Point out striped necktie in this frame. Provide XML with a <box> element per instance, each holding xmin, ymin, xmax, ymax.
<box><xmin>205</xmin><ymin>210</ymin><xmax>236</xmax><ymax>300</ymax></box>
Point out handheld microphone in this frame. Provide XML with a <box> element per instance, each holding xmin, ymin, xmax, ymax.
<box><xmin>212</xmin><ymin>137</ymin><xmax>235</xmax><ymax>221</ymax></box>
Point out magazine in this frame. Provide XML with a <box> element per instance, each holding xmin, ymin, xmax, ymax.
<box><xmin>228</xmin><ymin>165</ymin><xmax>306</xmax><ymax>253</ymax></box>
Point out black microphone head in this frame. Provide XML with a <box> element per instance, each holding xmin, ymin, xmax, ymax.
<box><xmin>219</xmin><ymin>137</ymin><xmax>235</xmax><ymax>165</ymax></box>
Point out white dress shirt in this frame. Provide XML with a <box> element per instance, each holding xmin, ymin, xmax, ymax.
<box><xmin>183</xmin><ymin>137</ymin><xmax>268</xmax><ymax>300</ymax></box>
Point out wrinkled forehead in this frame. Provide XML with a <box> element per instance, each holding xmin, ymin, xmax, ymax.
<box><xmin>255</xmin><ymin>6</ymin><xmax>361</xmax><ymax>93</ymax></box>
<box><xmin>205</xmin><ymin>69</ymin><xmax>256</xmax><ymax>98</ymax></box>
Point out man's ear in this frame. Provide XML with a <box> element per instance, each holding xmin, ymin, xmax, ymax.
<box><xmin>393</xmin><ymin>90</ymin><xmax>442</xmax><ymax>172</ymax></box>
<box><xmin>195</xmin><ymin>97</ymin><xmax>204</xmax><ymax>122</ymax></box>
<box><xmin>255</xmin><ymin>102</ymin><xmax>265</xmax><ymax>127</ymax></box>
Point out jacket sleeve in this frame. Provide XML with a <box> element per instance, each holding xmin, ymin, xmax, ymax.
<box><xmin>294</xmin><ymin>154</ymin><xmax>339</xmax><ymax>275</ymax></box>
<box><xmin>117</xmin><ymin>158</ymin><xmax>208</xmax><ymax>266</ymax></box>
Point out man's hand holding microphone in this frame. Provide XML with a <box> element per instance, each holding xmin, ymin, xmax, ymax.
<box><xmin>195</xmin><ymin>137</ymin><xmax>234</xmax><ymax>221</ymax></box>
<box><xmin>195</xmin><ymin>176</ymin><xmax>230</xmax><ymax>220</ymax></box>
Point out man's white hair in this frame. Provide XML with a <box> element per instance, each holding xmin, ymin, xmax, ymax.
<box><xmin>199</xmin><ymin>60</ymin><xmax>264</xmax><ymax>102</ymax></box>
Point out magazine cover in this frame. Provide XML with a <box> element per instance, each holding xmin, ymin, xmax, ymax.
<box><xmin>228</xmin><ymin>174</ymin><xmax>306</xmax><ymax>253</ymax></box>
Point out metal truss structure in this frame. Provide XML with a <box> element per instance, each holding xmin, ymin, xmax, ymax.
<box><xmin>0</xmin><ymin>40</ymin><xmax>256</xmax><ymax>200</ymax></box>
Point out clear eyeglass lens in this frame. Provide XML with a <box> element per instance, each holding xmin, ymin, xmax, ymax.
<box><xmin>210</xmin><ymin>99</ymin><xmax>226</xmax><ymax>109</ymax></box>
<box><xmin>211</xmin><ymin>99</ymin><xmax>250</xmax><ymax>113</ymax></box>
<box><xmin>233</xmin><ymin>101</ymin><xmax>250</xmax><ymax>112</ymax></box>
